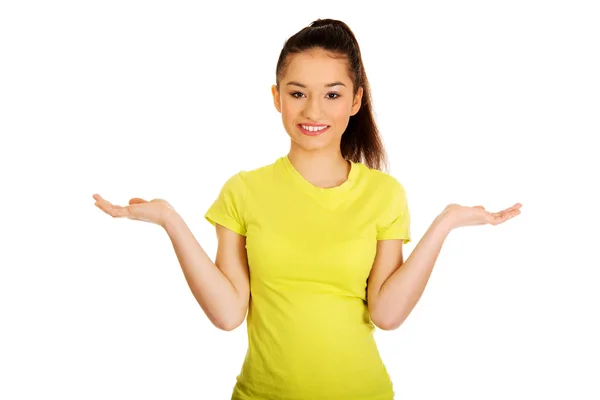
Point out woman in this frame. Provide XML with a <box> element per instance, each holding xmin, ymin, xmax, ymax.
<box><xmin>94</xmin><ymin>18</ymin><xmax>521</xmax><ymax>400</ymax></box>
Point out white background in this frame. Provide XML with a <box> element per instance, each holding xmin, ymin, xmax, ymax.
<box><xmin>1</xmin><ymin>0</ymin><xmax>599</xmax><ymax>399</ymax></box>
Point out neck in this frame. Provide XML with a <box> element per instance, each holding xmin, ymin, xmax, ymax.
<box><xmin>287</xmin><ymin>147</ymin><xmax>351</xmax><ymax>189</ymax></box>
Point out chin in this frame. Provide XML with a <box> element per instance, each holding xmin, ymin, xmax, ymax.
<box><xmin>292</xmin><ymin>137</ymin><xmax>337</xmax><ymax>153</ymax></box>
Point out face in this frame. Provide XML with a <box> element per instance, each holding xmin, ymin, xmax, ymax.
<box><xmin>271</xmin><ymin>48</ymin><xmax>363</xmax><ymax>153</ymax></box>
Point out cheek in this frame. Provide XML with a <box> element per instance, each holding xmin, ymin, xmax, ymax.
<box><xmin>281</xmin><ymin>101</ymin><xmax>297</xmax><ymax>121</ymax></box>
<box><xmin>331</xmin><ymin>101</ymin><xmax>353</xmax><ymax>121</ymax></box>
<box><xmin>342</xmin><ymin>100</ymin><xmax>354</xmax><ymax>114</ymax></box>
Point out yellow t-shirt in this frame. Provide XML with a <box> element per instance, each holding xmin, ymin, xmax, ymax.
<box><xmin>205</xmin><ymin>155</ymin><xmax>411</xmax><ymax>400</ymax></box>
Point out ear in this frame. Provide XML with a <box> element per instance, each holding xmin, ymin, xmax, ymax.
<box><xmin>350</xmin><ymin>86</ymin><xmax>363</xmax><ymax>116</ymax></box>
<box><xmin>271</xmin><ymin>84</ymin><xmax>282</xmax><ymax>113</ymax></box>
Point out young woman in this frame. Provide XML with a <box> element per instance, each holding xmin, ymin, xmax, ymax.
<box><xmin>94</xmin><ymin>18</ymin><xmax>522</xmax><ymax>400</ymax></box>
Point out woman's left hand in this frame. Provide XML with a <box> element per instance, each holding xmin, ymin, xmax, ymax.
<box><xmin>441</xmin><ymin>202</ymin><xmax>522</xmax><ymax>230</ymax></box>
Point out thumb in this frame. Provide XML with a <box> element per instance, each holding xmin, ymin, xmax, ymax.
<box><xmin>129</xmin><ymin>198</ymin><xmax>148</xmax><ymax>204</ymax></box>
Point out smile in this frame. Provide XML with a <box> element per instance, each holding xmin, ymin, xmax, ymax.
<box><xmin>298</xmin><ymin>124</ymin><xmax>330</xmax><ymax>136</ymax></box>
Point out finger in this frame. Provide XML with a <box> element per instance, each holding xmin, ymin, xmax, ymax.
<box><xmin>495</xmin><ymin>209</ymin><xmax>521</xmax><ymax>225</ymax></box>
<box><xmin>129</xmin><ymin>198</ymin><xmax>147</xmax><ymax>204</ymax></box>
<box><xmin>488</xmin><ymin>206</ymin><xmax>514</xmax><ymax>225</ymax></box>
<box><xmin>503</xmin><ymin>205</ymin><xmax>522</xmax><ymax>217</ymax></box>
<box><xmin>504</xmin><ymin>203</ymin><xmax>522</xmax><ymax>212</ymax></box>
<box><xmin>94</xmin><ymin>197</ymin><xmax>110</xmax><ymax>209</ymax></box>
<box><xmin>95</xmin><ymin>199</ymin><xmax>128</xmax><ymax>218</ymax></box>
<box><xmin>491</xmin><ymin>203</ymin><xmax>521</xmax><ymax>217</ymax></box>
<box><xmin>507</xmin><ymin>209</ymin><xmax>521</xmax><ymax>220</ymax></box>
<box><xmin>490</xmin><ymin>209</ymin><xmax>507</xmax><ymax>218</ymax></box>
<box><xmin>95</xmin><ymin>200</ymin><xmax>115</xmax><ymax>216</ymax></box>
<box><xmin>108</xmin><ymin>206</ymin><xmax>130</xmax><ymax>218</ymax></box>
<box><xmin>94</xmin><ymin>194</ymin><xmax>116</xmax><ymax>208</ymax></box>
<box><xmin>95</xmin><ymin>201</ymin><xmax>115</xmax><ymax>216</ymax></box>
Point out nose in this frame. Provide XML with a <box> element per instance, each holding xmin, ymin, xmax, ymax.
<box><xmin>302</xmin><ymin>96</ymin><xmax>323</xmax><ymax>121</ymax></box>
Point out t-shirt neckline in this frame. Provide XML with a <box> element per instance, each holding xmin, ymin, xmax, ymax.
<box><xmin>281</xmin><ymin>155</ymin><xmax>359</xmax><ymax>196</ymax></box>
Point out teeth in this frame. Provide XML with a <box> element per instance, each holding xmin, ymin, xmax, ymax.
<box><xmin>301</xmin><ymin>125</ymin><xmax>328</xmax><ymax>132</ymax></box>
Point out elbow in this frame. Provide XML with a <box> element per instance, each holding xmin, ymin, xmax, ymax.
<box><xmin>215</xmin><ymin>316</ymin><xmax>241</xmax><ymax>332</ymax></box>
<box><xmin>373</xmin><ymin>317</ymin><xmax>400</xmax><ymax>331</ymax></box>
<box><xmin>370</xmin><ymin>307</ymin><xmax>402</xmax><ymax>331</ymax></box>
<box><xmin>202</xmin><ymin>297</ymin><xmax>248</xmax><ymax>332</ymax></box>
<box><xmin>215</xmin><ymin>308</ymin><xmax>247</xmax><ymax>332</ymax></box>
<box><xmin>218</xmin><ymin>320</ymin><xmax>240</xmax><ymax>332</ymax></box>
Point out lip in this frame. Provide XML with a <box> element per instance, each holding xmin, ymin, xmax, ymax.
<box><xmin>297</xmin><ymin>123</ymin><xmax>330</xmax><ymax>136</ymax></box>
<box><xmin>299</xmin><ymin>122</ymin><xmax>328</xmax><ymax>126</ymax></box>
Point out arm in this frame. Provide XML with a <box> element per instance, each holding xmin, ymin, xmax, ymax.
<box><xmin>163</xmin><ymin>211</ymin><xmax>250</xmax><ymax>332</ymax></box>
<box><xmin>367</xmin><ymin>213</ymin><xmax>453</xmax><ymax>331</ymax></box>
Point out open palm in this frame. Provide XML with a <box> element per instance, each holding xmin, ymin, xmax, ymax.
<box><xmin>443</xmin><ymin>202</ymin><xmax>522</xmax><ymax>229</ymax></box>
<box><xmin>93</xmin><ymin>194</ymin><xmax>176</xmax><ymax>227</ymax></box>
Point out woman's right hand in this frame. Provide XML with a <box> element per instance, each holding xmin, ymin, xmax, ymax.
<box><xmin>93</xmin><ymin>194</ymin><xmax>177</xmax><ymax>227</ymax></box>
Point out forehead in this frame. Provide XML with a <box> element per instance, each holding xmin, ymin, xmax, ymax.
<box><xmin>283</xmin><ymin>49</ymin><xmax>351</xmax><ymax>86</ymax></box>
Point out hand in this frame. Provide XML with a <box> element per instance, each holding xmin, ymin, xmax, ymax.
<box><xmin>440</xmin><ymin>202</ymin><xmax>522</xmax><ymax>230</ymax></box>
<box><xmin>93</xmin><ymin>194</ymin><xmax>177</xmax><ymax>227</ymax></box>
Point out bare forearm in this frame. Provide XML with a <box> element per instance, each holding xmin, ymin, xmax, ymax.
<box><xmin>162</xmin><ymin>212</ymin><xmax>240</xmax><ymax>331</ymax></box>
<box><xmin>377</xmin><ymin>214</ymin><xmax>454</xmax><ymax>329</ymax></box>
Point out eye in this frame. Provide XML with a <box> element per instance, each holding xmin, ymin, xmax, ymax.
<box><xmin>290</xmin><ymin>92</ymin><xmax>341</xmax><ymax>99</ymax></box>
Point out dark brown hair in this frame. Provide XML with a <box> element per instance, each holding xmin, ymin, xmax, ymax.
<box><xmin>275</xmin><ymin>18</ymin><xmax>388</xmax><ymax>172</ymax></box>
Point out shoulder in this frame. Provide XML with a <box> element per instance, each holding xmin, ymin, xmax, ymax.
<box><xmin>235</xmin><ymin>158</ymin><xmax>279</xmax><ymax>182</ymax></box>
<box><xmin>358</xmin><ymin>163</ymin><xmax>407</xmax><ymax>194</ymax></box>
<box><xmin>221</xmin><ymin>158</ymin><xmax>281</xmax><ymax>190</ymax></box>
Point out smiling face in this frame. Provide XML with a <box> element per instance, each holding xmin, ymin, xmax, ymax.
<box><xmin>272</xmin><ymin>47</ymin><xmax>363</xmax><ymax>154</ymax></box>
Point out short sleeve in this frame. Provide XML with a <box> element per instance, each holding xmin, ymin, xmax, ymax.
<box><xmin>376</xmin><ymin>178</ymin><xmax>411</xmax><ymax>243</ymax></box>
<box><xmin>204</xmin><ymin>172</ymin><xmax>247</xmax><ymax>236</ymax></box>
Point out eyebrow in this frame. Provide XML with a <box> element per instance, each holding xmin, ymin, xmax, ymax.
<box><xmin>286</xmin><ymin>81</ymin><xmax>346</xmax><ymax>88</ymax></box>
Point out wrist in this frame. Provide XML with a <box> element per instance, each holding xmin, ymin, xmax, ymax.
<box><xmin>433</xmin><ymin>210</ymin><xmax>456</xmax><ymax>233</ymax></box>
<box><xmin>161</xmin><ymin>209</ymin><xmax>183</xmax><ymax>231</ymax></box>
